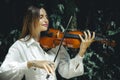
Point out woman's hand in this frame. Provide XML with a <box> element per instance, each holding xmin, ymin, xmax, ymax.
<box><xmin>79</xmin><ymin>30</ymin><xmax>95</xmax><ymax>57</ymax></box>
<box><xmin>27</xmin><ymin>60</ymin><xmax>55</xmax><ymax>75</ymax></box>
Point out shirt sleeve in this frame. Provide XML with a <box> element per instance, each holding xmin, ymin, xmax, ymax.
<box><xmin>0</xmin><ymin>41</ymin><xmax>28</xmax><ymax>80</ymax></box>
<box><xmin>49</xmin><ymin>45</ymin><xmax>84</xmax><ymax>79</ymax></box>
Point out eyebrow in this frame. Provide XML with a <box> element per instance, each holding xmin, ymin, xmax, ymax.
<box><xmin>40</xmin><ymin>14</ymin><xmax>48</xmax><ymax>17</ymax></box>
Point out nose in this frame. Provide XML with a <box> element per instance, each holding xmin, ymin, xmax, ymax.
<box><xmin>44</xmin><ymin>17</ymin><xmax>48</xmax><ymax>23</ymax></box>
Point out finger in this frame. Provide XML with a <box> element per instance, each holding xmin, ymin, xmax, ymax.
<box><xmin>50</xmin><ymin>64</ymin><xmax>55</xmax><ymax>71</ymax></box>
<box><xmin>44</xmin><ymin>65</ymin><xmax>50</xmax><ymax>75</ymax></box>
<box><xmin>49</xmin><ymin>64</ymin><xmax>55</xmax><ymax>75</ymax></box>
<box><xmin>46</xmin><ymin>64</ymin><xmax>54</xmax><ymax>76</ymax></box>
<box><xmin>84</xmin><ymin>31</ymin><xmax>87</xmax><ymax>40</ymax></box>
<box><xmin>87</xmin><ymin>30</ymin><xmax>91</xmax><ymax>39</ymax></box>
<box><xmin>92</xmin><ymin>32</ymin><xmax>95</xmax><ymax>40</ymax></box>
<box><xmin>48</xmin><ymin>61</ymin><xmax>55</xmax><ymax>70</ymax></box>
<box><xmin>49</xmin><ymin>61</ymin><xmax>55</xmax><ymax>65</ymax></box>
<box><xmin>79</xmin><ymin>34</ymin><xmax>84</xmax><ymax>42</ymax></box>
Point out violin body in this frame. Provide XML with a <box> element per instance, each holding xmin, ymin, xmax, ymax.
<box><xmin>39</xmin><ymin>28</ymin><xmax>116</xmax><ymax>49</ymax></box>
<box><xmin>40</xmin><ymin>28</ymin><xmax>83</xmax><ymax>49</ymax></box>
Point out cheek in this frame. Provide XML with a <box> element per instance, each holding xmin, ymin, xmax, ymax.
<box><xmin>37</xmin><ymin>22</ymin><xmax>42</xmax><ymax>29</ymax></box>
<box><xmin>39</xmin><ymin>19</ymin><xmax>43</xmax><ymax>24</ymax></box>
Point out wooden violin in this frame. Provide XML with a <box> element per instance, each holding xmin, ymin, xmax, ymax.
<box><xmin>39</xmin><ymin>28</ymin><xmax>116</xmax><ymax>49</ymax></box>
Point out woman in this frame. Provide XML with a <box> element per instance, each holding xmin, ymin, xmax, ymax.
<box><xmin>0</xmin><ymin>5</ymin><xmax>95</xmax><ymax>80</ymax></box>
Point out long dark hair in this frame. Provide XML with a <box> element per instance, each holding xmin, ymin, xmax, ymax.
<box><xmin>19</xmin><ymin>5</ymin><xmax>46</xmax><ymax>41</ymax></box>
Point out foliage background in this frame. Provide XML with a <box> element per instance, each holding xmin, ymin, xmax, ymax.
<box><xmin>0</xmin><ymin>0</ymin><xmax>120</xmax><ymax>80</ymax></box>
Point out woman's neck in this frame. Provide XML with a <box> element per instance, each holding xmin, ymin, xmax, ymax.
<box><xmin>35</xmin><ymin>33</ymin><xmax>41</xmax><ymax>42</ymax></box>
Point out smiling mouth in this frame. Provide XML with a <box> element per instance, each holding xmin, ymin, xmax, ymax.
<box><xmin>43</xmin><ymin>24</ymin><xmax>48</xmax><ymax>27</ymax></box>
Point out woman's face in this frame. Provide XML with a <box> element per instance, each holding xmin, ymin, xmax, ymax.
<box><xmin>36</xmin><ymin>8</ymin><xmax>49</xmax><ymax>33</ymax></box>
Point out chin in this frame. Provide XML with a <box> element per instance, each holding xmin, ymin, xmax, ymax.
<box><xmin>43</xmin><ymin>27</ymin><xmax>48</xmax><ymax>31</ymax></box>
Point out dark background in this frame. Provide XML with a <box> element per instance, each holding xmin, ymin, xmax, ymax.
<box><xmin>0</xmin><ymin>0</ymin><xmax>119</xmax><ymax>34</ymax></box>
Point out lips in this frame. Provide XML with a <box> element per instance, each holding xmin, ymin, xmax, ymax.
<box><xmin>42</xmin><ymin>24</ymin><xmax>48</xmax><ymax>27</ymax></box>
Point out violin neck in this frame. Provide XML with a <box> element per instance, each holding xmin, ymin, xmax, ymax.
<box><xmin>64</xmin><ymin>33</ymin><xmax>80</xmax><ymax>39</ymax></box>
<box><xmin>64</xmin><ymin>33</ymin><xmax>104</xmax><ymax>40</ymax></box>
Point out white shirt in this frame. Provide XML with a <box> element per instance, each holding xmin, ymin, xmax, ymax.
<box><xmin>0</xmin><ymin>36</ymin><xmax>84</xmax><ymax>80</ymax></box>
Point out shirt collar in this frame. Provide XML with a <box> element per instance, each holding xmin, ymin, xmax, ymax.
<box><xmin>24</xmin><ymin>35</ymin><xmax>39</xmax><ymax>47</ymax></box>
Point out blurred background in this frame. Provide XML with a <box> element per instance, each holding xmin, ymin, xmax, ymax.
<box><xmin>0</xmin><ymin>0</ymin><xmax>120</xmax><ymax>80</ymax></box>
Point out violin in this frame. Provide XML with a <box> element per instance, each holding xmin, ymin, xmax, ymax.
<box><xmin>39</xmin><ymin>28</ymin><xmax>116</xmax><ymax>49</ymax></box>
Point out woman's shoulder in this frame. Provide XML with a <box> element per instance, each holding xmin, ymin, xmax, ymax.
<box><xmin>47</xmin><ymin>45</ymin><xmax>68</xmax><ymax>55</ymax></box>
<box><xmin>10</xmin><ymin>38</ymin><xmax>26</xmax><ymax>48</ymax></box>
